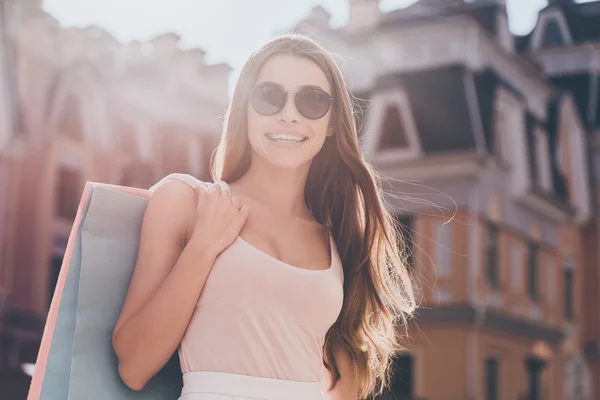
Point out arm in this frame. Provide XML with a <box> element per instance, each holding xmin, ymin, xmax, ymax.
<box><xmin>111</xmin><ymin>180</ymin><xmax>216</xmax><ymax>390</ymax></box>
<box><xmin>322</xmin><ymin>344</ymin><xmax>359</xmax><ymax>400</ymax></box>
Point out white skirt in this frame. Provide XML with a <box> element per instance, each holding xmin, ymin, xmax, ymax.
<box><xmin>178</xmin><ymin>371</ymin><xmax>324</xmax><ymax>400</ymax></box>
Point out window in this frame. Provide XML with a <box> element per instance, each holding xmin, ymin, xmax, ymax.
<box><xmin>553</xmin><ymin>170</ymin><xmax>569</xmax><ymax>203</ymax></box>
<box><xmin>541</xmin><ymin>20</ymin><xmax>565</xmax><ymax>48</ymax></box>
<box><xmin>535</xmin><ymin>129</ymin><xmax>552</xmax><ymax>191</ymax></box>
<box><xmin>546</xmin><ymin>260</ymin><xmax>556</xmax><ymax>303</ymax></box>
<box><xmin>526</xmin><ymin>117</ymin><xmax>539</xmax><ymax>189</ymax></box>
<box><xmin>510</xmin><ymin>246</ymin><xmax>523</xmax><ymax>291</ymax></box>
<box><xmin>435</xmin><ymin>220</ymin><xmax>451</xmax><ymax>277</ymax></box>
<box><xmin>56</xmin><ymin>167</ymin><xmax>82</xmax><ymax>220</ymax></box>
<box><xmin>525</xmin><ymin>357</ymin><xmax>546</xmax><ymax>400</ymax></box>
<box><xmin>485</xmin><ymin>357</ymin><xmax>499</xmax><ymax>400</ymax></box>
<box><xmin>553</xmin><ymin>138</ymin><xmax>570</xmax><ymax>203</ymax></box>
<box><xmin>57</xmin><ymin>95</ymin><xmax>84</xmax><ymax>141</ymax></box>
<box><xmin>485</xmin><ymin>223</ymin><xmax>499</xmax><ymax>288</ymax></box>
<box><xmin>527</xmin><ymin>242</ymin><xmax>539</xmax><ymax>301</ymax></box>
<box><xmin>564</xmin><ymin>268</ymin><xmax>574</xmax><ymax>321</ymax></box>
<box><xmin>49</xmin><ymin>255</ymin><xmax>63</xmax><ymax>306</ymax></box>
<box><xmin>396</xmin><ymin>215</ymin><xmax>414</xmax><ymax>272</ymax></box>
<box><xmin>493</xmin><ymin>90</ymin><xmax>522</xmax><ymax>167</ymax></box>
<box><xmin>377</xmin><ymin>106</ymin><xmax>409</xmax><ymax>151</ymax></box>
<box><xmin>494</xmin><ymin>104</ymin><xmax>510</xmax><ymax>163</ymax></box>
<box><xmin>376</xmin><ymin>354</ymin><xmax>414</xmax><ymax>399</ymax></box>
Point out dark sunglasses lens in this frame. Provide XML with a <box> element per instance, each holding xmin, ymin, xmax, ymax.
<box><xmin>251</xmin><ymin>85</ymin><xmax>286</xmax><ymax>116</ymax></box>
<box><xmin>296</xmin><ymin>89</ymin><xmax>332</xmax><ymax>119</ymax></box>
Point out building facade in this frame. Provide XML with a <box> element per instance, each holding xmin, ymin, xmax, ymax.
<box><xmin>0</xmin><ymin>1</ymin><xmax>229</xmax><ymax>397</ymax></box>
<box><xmin>297</xmin><ymin>0</ymin><xmax>596</xmax><ymax>399</ymax></box>
<box><xmin>517</xmin><ymin>1</ymin><xmax>600</xmax><ymax>398</ymax></box>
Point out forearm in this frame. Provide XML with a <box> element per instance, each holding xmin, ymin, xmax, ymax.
<box><xmin>113</xmin><ymin>241</ymin><xmax>216</xmax><ymax>388</ymax></box>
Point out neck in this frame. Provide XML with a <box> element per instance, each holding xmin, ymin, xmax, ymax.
<box><xmin>234</xmin><ymin>155</ymin><xmax>311</xmax><ymax>218</ymax></box>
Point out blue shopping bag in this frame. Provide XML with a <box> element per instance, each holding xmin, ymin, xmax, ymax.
<box><xmin>28</xmin><ymin>180</ymin><xmax>183</xmax><ymax>399</ymax></box>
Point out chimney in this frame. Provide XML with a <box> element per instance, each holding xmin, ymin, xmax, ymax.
<box><xmin>347</xmin><ymin>0</ymin><xmax>381</xmax><ymax>32</ymax></box>
<box><xmin>308</xmin><ymin>5</ymin><xmax>332</xmax><ymax>30</ymax></box>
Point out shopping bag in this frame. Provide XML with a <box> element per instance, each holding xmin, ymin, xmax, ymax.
<box><xmin>28</xmin><ymin>178</ymin><xmax>188</xmax><ymax>399</ymax></box>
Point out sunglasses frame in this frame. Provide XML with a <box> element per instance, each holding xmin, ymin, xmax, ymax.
<box><xmin>249</xmin><ymin>83</ymin><xmax>334</xmax><ymax>120</ymax></box>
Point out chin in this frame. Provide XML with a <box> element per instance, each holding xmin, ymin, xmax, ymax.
<box><xmin>260</xmin><ymin>150</ymin><xmax>315</xmax><ymax>170</ymax></box>
<box><xmin>252</xmin><ymin>146</ymin><xmax>319</xmax><ymax>171</ymax></box>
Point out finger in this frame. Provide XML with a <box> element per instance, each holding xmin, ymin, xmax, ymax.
<box><xmin>195</xmin><ymin>186</ymin><xmax>207</xmax><ymax>210</ymax></box>
<box><xmin>206</xmin><ymin>183</ymin><xmax>222</xmax><ymax>203</ymax></box>
<box><xmin>208</xmin><ymin>182</ymin><xmax>222</xmax><ymax>194</ymax></box>
<box><xmin>223</xmin><ymin>195</ymin><xmax>241</xmax><ymax>221</ymax></box>
<box><xmin>231</xmin><ymin>194</ymin><xmax>242</xmax><ymax>210</ymax></box>
<box><xmin>229</xmin><ymin>204</ymin><xmax>249</xmax><ymax>233</ymax></box>
<box><xmin>218</xmin><ymin>182</ymin><xmax>232</xmax><ymax>203</ymax></box>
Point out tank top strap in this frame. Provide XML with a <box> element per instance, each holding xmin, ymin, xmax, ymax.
<box><xmin>149</xmin><ymin>173</ymin><xmax>211</xmax><ymax>192</ymax></box>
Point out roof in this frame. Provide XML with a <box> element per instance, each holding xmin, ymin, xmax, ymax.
<box><xmin>542</xmin><ymin>0</ymin><xmax>600</xmax><ymax>44</ymax></box>
<box><xmin>354</xmin><ymin>62</ymin><xmax>574</xmax><ymax>205</ymax></box>
<box><xmin>379</xmin><ymin>0</ymin><xmax>505</xmax><ymax>38</ymax></box>
<box><xmin>372</xmin><ymin>65</ymin><xmax>478</xmax><ymax>154</ymax></box>
<box><xmin>511</xmin><ymin>1</ymin><xmax>600</xmax><ymax>52</ymax></box>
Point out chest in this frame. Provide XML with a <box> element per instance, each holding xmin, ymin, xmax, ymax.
<box><xmin>201</xmin><ymin>238</ymin><xmax>344</xmax><ymax>330</ymax></box>
<box><xmin>239</xmin><ymin>206</ymin><xmax>332</xmax><ymax>272</ymax></box>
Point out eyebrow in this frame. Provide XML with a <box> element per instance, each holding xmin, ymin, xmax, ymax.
<box><xmin>256</xmin><ymin>81</ymin><xmax>332</xmax><ymax>96</ymax></box>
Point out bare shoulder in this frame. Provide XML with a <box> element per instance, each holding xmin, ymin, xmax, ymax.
<box><xmin>146</xmin><ymin>176</ymin><xmax>204</xmax><ymax>244</ymax></box>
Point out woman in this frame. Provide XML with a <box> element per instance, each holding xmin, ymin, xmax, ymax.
<box><xmin>111</xmin><ymin>33</ymin><xmax>416</xmax><ymax>400</ymax></box>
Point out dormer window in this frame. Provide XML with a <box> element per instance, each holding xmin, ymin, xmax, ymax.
<box><xmin>541</xmin><ymin>20</ymin><xmax>565</xmax><ymax>48</ymax></box>
<box><xmin>531</xmin><ymin>11</ymin><xmax>573</xmax><ymax>51</ymax></box>
<box><xmin>364</xmin><ymin>89</ymin><xmax>421</xmax><ymax>163</ymax></box>
<box><xmin>378</xmin><ymin>106</ymin><xmax>409</xmax><ymax>150</ymax></box>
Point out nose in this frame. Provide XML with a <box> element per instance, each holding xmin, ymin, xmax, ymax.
<box><xmin>277</xmin><ymin>95</ymin><xmax>300</xmax><ymax>123</ymax></box>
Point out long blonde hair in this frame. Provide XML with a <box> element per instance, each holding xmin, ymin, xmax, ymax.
<box><xmin>212</xmin><ymin>33</ymin><xmax>417</xmax><ymax>398</ymax></box>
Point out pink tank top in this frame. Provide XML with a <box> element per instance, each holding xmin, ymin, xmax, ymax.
<box><xmin>150</xmin><ymin>174</ymin><xmax>345</xmax><ymax>383</ymax></box>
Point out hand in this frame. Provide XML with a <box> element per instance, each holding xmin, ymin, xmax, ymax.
<box><xmin>188</xmin><ymin>182</ymin><xmax>249</xmax><ymax>257</ymax></box>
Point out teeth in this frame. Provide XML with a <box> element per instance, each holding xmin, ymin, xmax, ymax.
<box><xmin>266</xmin><ymin>133</ymin><xmax>306</xmax><ymax>142</ymax></box>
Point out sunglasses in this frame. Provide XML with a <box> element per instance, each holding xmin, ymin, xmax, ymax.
<box><xmin>249</xmin><ymin>83</ymin><xmax>333</xmax><ymax>120</ymax></box>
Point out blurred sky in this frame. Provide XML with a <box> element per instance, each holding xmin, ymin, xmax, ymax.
<box><xmin>43</xmin><ymin>0</ymin><xmax>595</xmax><ymax>70</ymax></box>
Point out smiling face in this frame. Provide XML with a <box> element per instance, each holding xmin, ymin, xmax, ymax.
<box><xmin>246</xmin><ymin>54</ymin><xmax>333</xmax><ymax>171</ymax></box>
